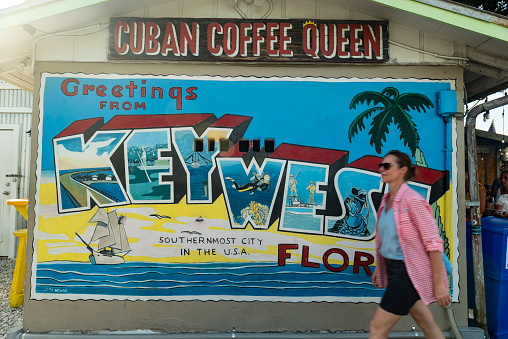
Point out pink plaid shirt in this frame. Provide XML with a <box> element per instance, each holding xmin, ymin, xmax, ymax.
<box><xmin>374</xmin><ymin>183</ymin><xmax>449</xmax><ymax>305</ymax></box>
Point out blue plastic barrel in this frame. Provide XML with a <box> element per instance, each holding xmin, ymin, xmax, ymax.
<box><xmin>467</xmin><ymin>217</ymin><xmax>508</xmax><ymax>339</ymax></box>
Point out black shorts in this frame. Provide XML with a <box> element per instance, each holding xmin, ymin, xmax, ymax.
<box><xmin>380</xmin><ymin>259</ymin><xmax>421</xmax><ymax>316</ymax></box>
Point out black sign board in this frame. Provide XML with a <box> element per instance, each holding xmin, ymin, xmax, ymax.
<box><xmin>109</xmin><ymin>18</ymin><xmax>389</xmax><ymax>63</ymax></box>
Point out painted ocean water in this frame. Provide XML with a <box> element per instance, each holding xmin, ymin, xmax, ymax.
<box><xmin>188</xmin><ymin>165</ymin><xmax>212</xmax><ymax>200</ymax></box>
<box><xmin>35</xmin><ymin>262</ymin><xmax>382</xmax><ymax>299</ymax></box>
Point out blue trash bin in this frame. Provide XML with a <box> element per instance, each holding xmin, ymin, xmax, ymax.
<box><xmin>467</xmin><ymin>217</ymin><xmax>508</xmax><ymax>339</ymax></box>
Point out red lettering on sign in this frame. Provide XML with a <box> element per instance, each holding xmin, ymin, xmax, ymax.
<box><xmin>266</xmin><ymin>23</ymin><xmax>279</xmax><ymax>56</ymax></box>
<box><xmin>223</xmin><ymin>23</ymin><xmax>239</xmax><ymax>57</ymax></box>
<box><xmin>185</xmin><ymin>87</ymin><xmax>198</xmax><ymax>100</ymax></box>
<box><xmin>320</xmin><ymin>24</ymin><xmax>337</xmax><ymax>59</ymax></box>
<box><xmin>302</xmin><ymin>245</ymin><xmax>320</xmax><ymax>268</ymax></box>
<box><xmin>239</xmin><ymin>23</ymin><xmax>252</xmax><ymax>57</ymax></box>
<box><xmin>145</xmin><ymin>22</ymin><xmax>161</xmax><ymax>55</ymax></box>
<box><xmin>364</xmin><ymin>24</ymin><xmax>382</xmax><ymax>59</ymax></box>
<box><xmin>169</xmin><ymin>87</ymin><xmax>183</xmax><ymax>110</ymax></box>
<box><xmin>161</xmin><ymin>23</ymin><xmax>180</xmax><ymax>56</ymax></box>
<box><xmin>323</xmin><ymin>248</ymin><xmax>348</xmax><ymax>272</ymax></box>
<box><xmin>83</xmin><ymin>84</ymin><xmax>95</xmax><ymax>95</ymax></box>
<box><xmin>353</xmin><ymin>251</ymin><xmax>374</xmax><ymax>276</ymax></box>
<box><xmin>130</xmin><ymin>22</ymin><xmax>145</xmax><ymax>54</ymax></box>
<box><xmin>114</xmin><ymin>21</ymin><xmax>129</xmax><ymax>55</ymax></box>
<box><xmin>207</xmin><ymin>23</ymin><xmax>223</xmax><ymax>56</ymax></box>
<box><xmin>126</xmin><ymin>81</ymin><xmax>137</xmax><ymax>98</ymax></box>
<box><xmin>279</xmin><ymin>22</ymin><xmax>293</xmax><ymax>57</ymax></box>
<box><xmin>180</xmin><ymin>22</ymin><xmax>199</xmax><ymax>56</ymax></box>
<box><xmin>140</xmin><ymin>80</ymin><xmax>147</xmax><ymax>97</ymax></box>
<box><xmin>82</xmin><ymin>85</ymin><xmax>94</xmax><ymax>95</ymax></box>
<box><xmin>152</xmin><ymin>87</ymin><xmax>163</xmax><ymax>99</ymax></box>
<box><xmin>61</xmin><ymin>78</ymin><xmax>79</xmax><ymax>96</ymax></box>
<box><xmin>350</xmin><ymin>24</ymin><xmax>363</xmax><ymax>58</ymax></box>
<box><xmin>278</xmin><ymin>244</ymin><xmax>298</xmax><ymax>266</ymax></box>
<box><xmin>97</xmin><ymin>85</ymin><xmax>106</xmax><ymax>97</ymax></box>
<box><xmin>337</xmin><ymin>24</ymin><xmax>350</xmax><ymax>58</ymax></box>
<box><xmin>134</xmin><ymin>102</ymin><xmax>146</xmax><ymax>110</ymax></box>
<box><xmin>303</xmin><ymin>25</ymin><xmax>319</xmax><ymax>59</ymax></box>
<box><xmin>252</xmin><ymin>23</ymin><xmax>265</xmax><ymax>56</ymax></box>
<box><xmin>112</xmin><ymin>85</ymin><xmax>123</xmax><ymax>98</ymax></box>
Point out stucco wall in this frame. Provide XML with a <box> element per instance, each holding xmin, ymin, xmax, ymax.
<box><xmin>24</xmin><ymin>61</ymin><xmax>467</xmax><ymax>334</ymax></box>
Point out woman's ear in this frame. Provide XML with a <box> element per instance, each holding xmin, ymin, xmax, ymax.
<box><xmin>400</xmin><ymin>165</ymin><xmax>408</xmax><ymax>176</ymax></box>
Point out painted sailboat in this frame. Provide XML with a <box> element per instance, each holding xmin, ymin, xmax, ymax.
<box><xmin>184</xmin><ymin>152</ymin><xmax>212</xmax><ymax>169</ymax></box>
<box><xmin>286</xmin><ymin>196</ymin><xmax>313</xmax><ymax>215</ymax></box>
<box><xmin>76</xmin><ymin>208</ymin><xmax>131</xmax><ymax>265</ymax></box>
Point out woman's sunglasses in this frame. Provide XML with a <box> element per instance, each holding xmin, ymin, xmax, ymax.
<box><xmin>378</xmin><ymin>162</ymin><xmax>394</xmax><ymax>170</ymax></box>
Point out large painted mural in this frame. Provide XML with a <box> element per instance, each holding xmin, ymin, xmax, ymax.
<box><xmin>32</xmin><ymin>73</ymin><xmax>457</xmax><ymax>302</ymax></box>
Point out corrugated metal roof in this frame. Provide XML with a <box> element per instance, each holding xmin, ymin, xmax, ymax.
<box><xmin>0</xmin><ymin>87</ymin><xmax>33</xmax><ymax>108</ymax></box>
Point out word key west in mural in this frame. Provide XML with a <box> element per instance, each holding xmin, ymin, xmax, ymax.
<box><xmin>33</xmin><ymin>73</ymin><xmax>455</xmax><ymax>302</ymax></box>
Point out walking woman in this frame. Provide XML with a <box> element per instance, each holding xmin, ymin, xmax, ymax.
<box><xmin>370</xmin><ymin>150</ymin><xmax>451</xmax><ymax>338</ymax></box>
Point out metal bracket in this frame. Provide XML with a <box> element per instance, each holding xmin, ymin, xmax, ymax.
<box><xmin>472</xmin><ymin>225</ymin><xmax>482</xmax><ymax>235</ymax></box>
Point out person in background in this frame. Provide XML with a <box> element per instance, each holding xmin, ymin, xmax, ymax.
<box><xmin>488</xmin><ymin>170</ymin><xmax>508</xmax><ymax>218</ymax></box>
<box><xmin>369</xmin><ymin>150</ymin><xmax>450</xmax><ymax>339</ymax></box>
<box><xmin>490</xmin><ymin>164</ymin><xmax>508</xmax><ymax>198</ymax></box>
<box><xmin>484</xmin><ymin>184</ymin><xmax>492</xmax><ymax>202</ymax></box>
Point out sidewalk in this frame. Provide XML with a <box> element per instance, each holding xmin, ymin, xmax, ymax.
<box><xmin>0</xmin><ymin>258</ymin><xmax>22</xmax><ymax>339</ymax></box>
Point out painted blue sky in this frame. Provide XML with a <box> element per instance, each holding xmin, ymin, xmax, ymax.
<box><xmin>41</xmin><ymin>75</ymin><xmax>453</xmax><ymax>172</ymax></box>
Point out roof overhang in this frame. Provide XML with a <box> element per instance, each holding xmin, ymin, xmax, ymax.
<box><xmin>1</xmin><ymin>0</ymin><xmax>508</xmax><ymax>100</ymax></box>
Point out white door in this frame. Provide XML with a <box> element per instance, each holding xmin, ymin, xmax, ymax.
<box><xmin>0</xmin><ymin>124</ymin><xmax>20</xmax><ymax>258</ymax></box>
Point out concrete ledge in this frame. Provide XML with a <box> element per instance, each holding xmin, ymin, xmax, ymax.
<box><xmin>3</xmin><ymin>330</ymin><xmax>453</xmax><ymax>338</ymax></box>
<box><xmin>458</xmin><ymin>326</ymin><xmax>485</xmax><ymax>339</ymax></box>
<box><xmin>3</xmin><ymin>327</ymin><xmax>485</xmax><ymax>338</ymax></box>
<box><xmin>5</xmin><ymin>322</ymin><xmax>22</xmax><ymax>339</ymax></box>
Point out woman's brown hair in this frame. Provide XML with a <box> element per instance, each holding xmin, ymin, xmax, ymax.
<box><xmin>385</xmin><ymin>150</ymin><xmax>416</xmax><ymax>181</ymax></box>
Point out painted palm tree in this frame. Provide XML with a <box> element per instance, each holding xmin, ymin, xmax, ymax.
<box><xmin>349</xmin><ymin>87</ymin><xmax>449</xmax><ymax>259</ymax></box>
<box><xmin>348</xmin><ymin>87</ymin><xmax>434</xmax><ymax>166</ymax></box>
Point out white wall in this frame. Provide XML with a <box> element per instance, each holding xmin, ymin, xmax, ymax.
<box><xmin>34</xmin><ymin>0</ymin><xmax>464</xmax><ymax>68</ymax></box>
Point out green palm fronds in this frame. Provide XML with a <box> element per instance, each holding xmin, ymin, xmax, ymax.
<box><xmin>348</xmin><ymin>87</ymin><xmax>434</xmax><ymax>158</ymax></box>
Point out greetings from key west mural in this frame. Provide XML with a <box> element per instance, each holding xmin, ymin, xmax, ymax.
<box><xmin>33</xmin><ymin>73</ymin><xmax>456</xmax><ymax>301</ymax></box>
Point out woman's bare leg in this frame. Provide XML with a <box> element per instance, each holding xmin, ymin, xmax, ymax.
<box><xmin>369</xmin><ymin>306</ymin><xmax>402</xmax><ymax>339</ymax></box>
<box><xmin>409</xmin><ymin>300</ymin><xmax>445</xmax><ymax>339</ymax></box>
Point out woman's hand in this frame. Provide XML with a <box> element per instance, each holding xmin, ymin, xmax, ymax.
<box><xmin>372</xmin><ymin>269</ymin><xmax>378</xmax><ymax>287</ymax></box>
<box><xmin>429</xmin><ymin>251</ymin><xmax>451</xmax><ymax>306</ymax></box>
<box><xmin>434</xmin><ymin>283</ymin><xmax>451</xmax><ymax>306</ymax></box>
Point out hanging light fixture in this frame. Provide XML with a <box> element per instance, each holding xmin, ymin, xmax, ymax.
<box><xmin>503</xmin><ymin>94</ymin><xmax>506</xmax><ymax>144</ymax></box>
<box><xmin>483</xmin><ymin>97</ymin><xmax>490</xmax><ymax>122</ymax></box>
<box><xmin>501</xmin><ymin>97</ymin><xmax>508</xmax><ymax>161</ymax></box>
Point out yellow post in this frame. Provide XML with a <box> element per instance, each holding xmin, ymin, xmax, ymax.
<box><xmin>6</xmin><ymin>199</ymin><xmax>28</xmax><ymax>308</ymax></box>
<box><xmin>9</xmin><ymin>229</ymin><xmax>26</xmax><ymax>307</ymax></box>
<box><xmin>7</xmin><ymin>199</ymin><xmax>28</xmax><ymax>220</ymax></box>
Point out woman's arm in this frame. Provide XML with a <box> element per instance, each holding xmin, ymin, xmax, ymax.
<box><xmin>491</xmin><ymin>187</ymin><xmax>500</xmax><ymax>202</ymax></box>
<box><xmin>429</xmin><ymin>251</ymin><xmax>451</xmax><ymax>306</ymax></box>
<box><xmin>479</xmin><ymin>186</ymin><xmax>486</xmax><ymax>215</ymax></box>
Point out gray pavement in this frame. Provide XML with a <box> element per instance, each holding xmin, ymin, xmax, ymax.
<box><xmin>0</xmin><ymin>258</ymin><xmax>23</xmax><ymax>339</ymax></box>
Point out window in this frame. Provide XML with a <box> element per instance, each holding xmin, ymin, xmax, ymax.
<box><xmin>264</xmin><ymin>139</ymin><xmax>275</xmax><ymax>152</ymax></box>
<box><xmin>208</xmin><ymin>138</ymin><xmax>215</xmax><ymax>152</ymax></box>
<box><xmin>219</xmin><ymin>138</ymin><xmax>230</xmax><ymax>152</ymax></box>
<box><xmin>193</xmin><ymin>138</ymin><xmax>204</xmax><ymax>152</ymax></box>
<box><xmin>252</xmin><ymin>139</ymin><xmax>261</xmax><ymax>152</ymax></box>
<box><xmin>239</xmin><ymin>139</ymin><xmax>250</xmax><ymax>152</ymax></box>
